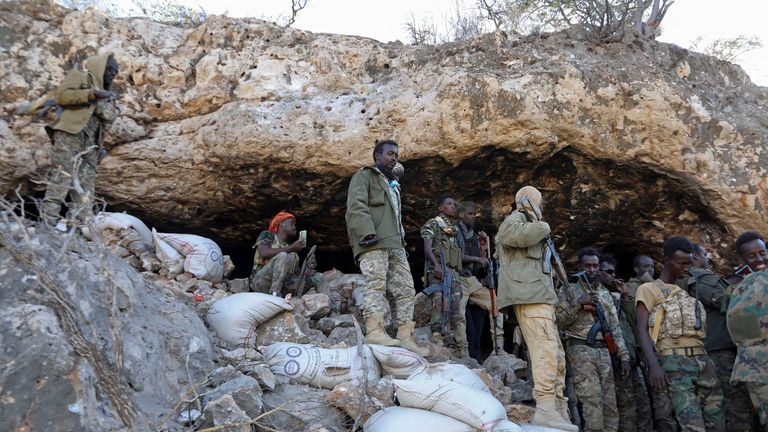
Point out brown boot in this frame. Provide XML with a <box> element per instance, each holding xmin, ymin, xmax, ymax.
<box><xmin>556</xmin><ymin>397</ymin><xmax>571</xmax><ymax>423</ymax></box>
<box><xmin>395</xmin><ymin>320</ymin><xmax>430</xmax><ymax>357</ymax></box>
<box><xmin>453</xmin><ymin>344</ymin><xmax>470</xmax><ymax>359</ymax></box>
<box><xmin>364</xmin><ymin>314</ymin><xmax>400</xmax><ymax>346</ymax></box>
<box><xmin>532</xmin><ymin>396</ymin><xmax>579</xmax><ymax>432</ymax></box>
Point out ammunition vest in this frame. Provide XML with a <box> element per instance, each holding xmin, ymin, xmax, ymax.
<box><xmin>431</xmin><ymin>216</ymin><xmax>462</xmax><ymax>271</ymax></box>
<box><xmin>727</xmin><ymin>269</ymin><xmax>768</xmax><ymax>343</ymax></box>
<box><xmin>649</xmin><ymin>280</ymin><xmax>706</xmax><ymax>344</ymax></box>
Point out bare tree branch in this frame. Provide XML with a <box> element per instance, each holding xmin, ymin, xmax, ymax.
<box><xmin>284</xmin><ymin>0</ymin><xmax>308</xmax><ymax>27</ymax></box>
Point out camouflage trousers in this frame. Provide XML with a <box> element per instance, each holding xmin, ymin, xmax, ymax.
<box><xmin>457</xmin><ymin>275</ymin><xmax>504</xmax><ymax>349</ymax></box>
<box><xmin>565</xmin><ymin>341</ymin><xmax>618</xmax><ymax>432</ymax></box>
<box><xmin>359</xmin><ymin>248</ymin><xmax>415</xmax><ymax>325</ymax></box>
<box><xmin>428</xmin><ymin>270</ymin><xmax>463</xmax><ymax>344</ymax></box>
<box><xmin>642</xmin><ymin>361</ymin><xmax>678</xmax><ymax>432</ymax></box>
<box><xmin>514</xmin><ymin>304</ymin><xmax>567</xmax><ymax>402</ymax></box>
<box><xmin>614</xmin><ymin>365</ymin><xmax>653</xmax><ymax>432</ymax></box>
<box><xmin>250</xmin><ymin>252</ymin><xmax>299</xmax><ymax>295</ymax></box>
<box><xmin>745</xmin><ymin>382</ymin><xmax>768</xmax><ymax>429</ymax></box>
<box><xmin>42</xmin><ymin>129</ymin><xmax>100</xmax><ymax>225</ymax></box>
<box><xmin>708</xmin><ymin>349</ymin><xmax>754</xmax><ymax>431</ymax></box>
<box><xmin>660</xmin><ymin>354</ymin><xmax>725</xmax><ymax>432</ymax></box>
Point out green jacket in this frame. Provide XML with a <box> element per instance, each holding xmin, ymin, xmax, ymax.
<box><xmin>345</xmin><ymin>166</ymin><xmax>405</xmax><ymax>260</ymax></box>
<box><xmin>679</xmin><ymin>268</ymin><xmax>734</xmax><ymax>352</ymax></box>
<box><xmin>495</xmin><ymin>211</ymin><xmax>558</xmax><ymax>309</ymax></box>
<box><xmin>50</xmin><ymin>53</ymin><xmax>112</xmax><ymax>134</ymax></box>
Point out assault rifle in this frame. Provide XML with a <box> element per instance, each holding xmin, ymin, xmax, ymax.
<box><xmin>479</xmin><ymin>234</ymin><xmax>501</xmax><ymax>355</ymax></box>
<box><xmin>422</xmin><ymin>251</ymin><xmax>453</xmax><ymax>335</ymax></box>
<box><xmin>519</xmin><ymin>196</ymin><xmax>573</xmax><ymax>302</ymax></box>
<box><xmin>575</xmin><ymin>272</ymin><xmax>618</xmax><ymax>355</ymax></box>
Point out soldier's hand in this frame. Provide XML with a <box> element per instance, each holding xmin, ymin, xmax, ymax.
<box><xmin>577</xmin><ymin>292</ymin><xmax>596</xmax><ymax>306</ymax></box>
<box><xmin>478</xmin><ymin>231</ymin><xmax>489</xmax><ymax>240</ymax></box>
<box><xmin>648</xmin><ymin>363</ymin><xmax>668</xmax><ymax>391</ymax></box>
<box><xmin>621</xmin><ymin>360</ymin><xmax>631</xmax><ymax>380</ymax></box>
<box><xmin>287</xmin><ymin>239</ymin><xmax>305</xmax><ymax>252</ymax></box>
<box><xmin>476</xmin><ymin>257</ymin><xmax>490</xmax><ymax>268</ymax></box>
<box><xmin>359</xmin><ymin>234</ymin><xmax>378</xmax><ymax>246</ymax></box>
<box><xmin>433</xmin><ymin>267</ymin><xmax>444</xmax><ymax>282</ymax></box>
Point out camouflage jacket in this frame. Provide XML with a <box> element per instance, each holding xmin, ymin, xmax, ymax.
<box><xmin>421</xmin><ymin>215</ymin><xmax>462</xmax><ymax>284</ymax></box>
<box><xmin>727</xmin><ymin>269</ymin><xmax>768</xmax><ymax>384</ymax></box>
<box><xmin>556</xmin><ymin>279</ymin><xmax>630</xmax><ymax>361</ymax></box>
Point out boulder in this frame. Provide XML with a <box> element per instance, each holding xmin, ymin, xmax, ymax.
<box><xmin>327</xmin><ymin>377</ymin><xmax>395</xmax><ymax>424</ymax></box>
<box><xmin>260</xmin><ymin>384</ymin><xmax>349</xmax><ymax>432</ymax></box>
<box><xmin>202</xmin><ymin>394</ymin><xmax>251</xmax><ymax>432</ymax></box>
<box><xmin>301</xmin><ymin>293</ymin><xmax>332</xmax><ymax>319</ymax></box>
<box><xmin>317</xmin><ymin>314</ymin><xmax>357</xmax><ymax>335</ymax></box>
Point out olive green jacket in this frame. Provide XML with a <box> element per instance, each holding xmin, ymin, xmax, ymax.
<box><xmin>495</xmin><ymin>211</ymin><xmax>558</xmax><ymax>309</ymax></box>
<box><xmin>345</xmin><ymin>167</ymin><xmax>405</xmax><ymax>260</ymax></box>
<box><xmin>51</xmin><ymin>53</ymin><xmax>112</xmax><ymax>134</ymax></box>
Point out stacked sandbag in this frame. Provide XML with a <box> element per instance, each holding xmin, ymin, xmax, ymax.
<box><xmin>207</xmin><ymin>293</ymin><xmax>295</xmax><ymax>346</ymax></box>
<box><xmin>92</xmin><ymin>212</ymin><xmax>161</xmax><ymax>273</ymax></box>
<box><xmin>368</xmin><ymin>344</ymin><xmax>428</xmax><ymax>378</ymax></box>
<box><xmin>155</xmin><ymin>232</ymin><xmax>226</xmax><ymax>282</ymax></box>
<box><xmin>365</xmin><ymin>406</ymin><xmax>477</xmax><ymax>432</ymax></box>
<box><xmin>408</xmin><ymin>362</ymin><xmax>491</xmax><ymax>393</ymax></box>
<box><xmin>263</xmin><ymin>342</ymin><xmax>380</xmax><ymax>389</ymax></box>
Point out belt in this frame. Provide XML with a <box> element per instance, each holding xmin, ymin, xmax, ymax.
<box><xmin>568</xmin><ymin>338</ymin><xmax>607</xmax><ymax>349</ymax></box>
<box><xmin>658</xmin><ymin>347</ymin><xmax>706</xmax><ymax>357</ymax></box>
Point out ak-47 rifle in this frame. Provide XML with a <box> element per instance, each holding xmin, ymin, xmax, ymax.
<box><xmin>519</xmin><ymin>196</ymin><xmax>573</xmax><ymax>302</ymax></box>
<box><xmin>575</xmin><ymin>272</ymin><xmax>618</xmax><ymax>355</ymax></box>
<box><xmin>479</xmin><ymin>234</ymin><xmax>502</xmax><ymax>355</ymax></box>
<box><xmin>422</xmin><ymin>251</ymin><xmax>453</xmax><ymax>335</ymax></box>
<box><xmin>294</xmin><ymin>245</ymin><xmax>317</xmax><ymax>298</ymax></box>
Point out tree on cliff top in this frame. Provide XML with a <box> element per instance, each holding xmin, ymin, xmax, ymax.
<box><xmin>689</xmin><ymin>35</ymin><xmax>764</xmax><ymax>62</ymax></box>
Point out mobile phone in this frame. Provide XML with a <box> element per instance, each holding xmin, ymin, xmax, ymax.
<box><xmin>299</xmin><ymin>230</ymin><xmax>307</xmax><ymax>244</ymax></box>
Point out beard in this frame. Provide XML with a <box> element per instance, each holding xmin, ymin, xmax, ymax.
<box><xmin>378</xmin><ymin>163</ymin><xmax>395</xmax><ymax>180</ymax></box>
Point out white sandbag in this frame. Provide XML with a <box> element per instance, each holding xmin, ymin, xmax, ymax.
<box><xmin>156</xmin><ymin>232</ymin><xmax>225</xmax><ymax>282</ymax></box>
<box><xmin>368</xmin><ymin>344</ymin><xmax>428</xmax><ymax>378</ymax></box>
<box><xmin>408</xmin><ymin>362</ymin><xmax>491</xmax><ymax>393</ymax></box>
<box><xmin>207</xmin><ymin>293</ymin><xmax>294</xmax><ymax>346</ymax></box>
<box><xmin>394</xmin><ymin>379</ymin><xmax>507</xmax><ymax>431</ymax></box>
<box><xmin>493</xmin><ymin>420</ymin><xmax>522</xmax><ymax>432</ymax></box>
<box><xmin>364</xmin><ymin>407</ymin><xmax>476</xmax><ymax>432</ymax></box>
<box><xmin>152</xmin><ymin>229</ymin><xmax>185</xmax><ymax>277</ymax></box>
<box><xmin>94</xmin><ymin>212</ymin><xmax>153</xmax><ymax>244</ymax></box>
<box><xmin>264</xmin><ymin>342</ymin><xmax>380</xmax><ymax>389</ymax></box>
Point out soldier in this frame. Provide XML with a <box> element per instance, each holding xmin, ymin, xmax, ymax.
<box><xmin>556</xmin><ymin>247</ymin><xmax>630</xmax><ymax>432</ymax></box>
<box><xmin>456</xmin><ymin>201</ymin><xmax>506</xmax><ymax>359</ymax></box>
<box><xmin>625</xmin><ymin>255</ymin><xmax>656</xmax><ymax>297</ymax></box>
<box><xmin>35</xmin><ymin>53</ymin><xmax>120</xmax><ymax>226</ymax></box>
<box><xmin>599</xmin><ymin>255</ymin><xmax>653</xmax><ymax>432</ymax></box>
<box><xmin>495</xmin><ymin>186</ymin><xmax>577</xmax><ymax>432</ymax></box>
<box><xmin>249</xmin><ymin>211</ymin><xmax>306</xmax><ymax>295</ymax></box>
<box><xmin>636</xmin><ymin>236</ymin><xmax>725</xmax><ymax>432</ymax></box>
<box><xmin>345</xmin><ymin>140</ymin><xmax>428</xmax><ymax>356</ymax></box>
<box><xmin>726</xmin><ymin>231</ymin><xmax>768</xmax><ymax>430</ymax></box>
<box><xmin>682</xmin><ymin>244</ymin><xmax>754</xmax><ymax>431</ymax></box>
<box><xmin>422</xmin><ymin>194</ymin><xmax>466</xmax><ymax>357</ymax></box>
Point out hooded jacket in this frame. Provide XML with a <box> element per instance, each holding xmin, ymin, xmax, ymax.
<box><xmin>50</xmin><ymin>53</ymin><xmax>112</xmax><ymax>134</ymax></box>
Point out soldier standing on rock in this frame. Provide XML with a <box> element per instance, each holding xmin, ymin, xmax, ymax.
<box><xmin>33</xmin><ymin>53</ymin><xmax>120</xmax><ymax>226</ymax></box>
<box><xmin>345</xmin><ymin>140</ymin><xmax>429</xmax><ymax>357</ymax></box>
<box><xmin>495</xmin><ymin>186</ymin><xmax>578</xmax><ymax>432</ymax></box>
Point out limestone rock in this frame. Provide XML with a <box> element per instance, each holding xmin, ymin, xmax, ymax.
<box><xmin>202</xmin><ymin>394</ymin><xmax>251</xmax><ymax>432</ymax></box>
<box><xmin>301</xmin><ymin>293</ymin><xmax>332</xmax><ymax>319</ymax></box>
<box><xmin>317</xmin><ymin>314</ymin><xmax>358</xmax><ymax>335</ymax></box>
<box><xmin>261</xmin><ymin>384</ymin><xmax>348</xmax><ymax>432</ymax></box>
<box><xmin>247</xmin><ymin>364</ymin><xmax>277</xmax><ymax>391</ymax></box>
<box><xmin>326</xmin><ymin>326</ymin><xmax>360</xmax><ymax>347</ymax></box>
<box><xmin>254</xmin><ymin>311</ymin><xmax>311</xmax><ymax>346</ymax></box>
<box><xmin>203</xmin><ymin>376</ymin><xmax>263</xmax><ymax>418</ymax></box>
<box><xmin>327</xmin><ymin>377</ymin><xmax>395</xmax><ymax>424</ymax></box>
<box><xmin>412</xmin><ymin>292</ymin><xmax>432</xmax><ymax>328</ymax></box>
<box><xmin>229</xmin><ymin>278</ymin><xmax>250</xmax><ymax>293</ymax></box>
<box><xmin>222</xmin><ymin>255</ymin><xmax>235</xmax><ymax>278</ymax></box>
<box><xmin>506</xmin><ymin>404</ymin><xmax>536</xmax><ymax>424</ymax></box>
<box><xmin>484</xmin><ymin>352</ymin><xmax>528</xmax><ymax>382</ymax></box>
<box><xmin>210</xmin><ymin>365</ymin><xmax>243</xmax><ymax>387</ymax></box>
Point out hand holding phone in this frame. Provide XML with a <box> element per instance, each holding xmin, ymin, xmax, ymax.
<box><xmin>299</xmin><ymin>230</ymin><xmax>307</xmax><ymax>245</ymax></box>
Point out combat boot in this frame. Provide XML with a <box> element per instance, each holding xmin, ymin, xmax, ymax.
<box><xmin>555</xmin><ymin>397</ymin><xmax>571</xmax><ymax>423</ymax></box>
<box><xmin>532</xmin><ymin>396</ymin><xmax>579</xmax><ymax>432</ymax></box>
<box><xmin>395</xmin><ymin>320</ymin><xmax>430</xmax><ymax>357</ymax></box>
<box><xmin>453</xmin><ymin>344</ymin><xmax>470</xmax><ymax>359</ymax></box>
<box><xmin>364</xmin><ymin>314</ymin><xmax>400</xmax><ymax>346</ymax></box>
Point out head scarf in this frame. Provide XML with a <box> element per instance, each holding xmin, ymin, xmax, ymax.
<box><xmin>268</xmin><ymin>211</ymin><xmax>295</xmax><ymax>233</ymax></box>
<box><xmin>515</xmin><ymin>185</ymin><xmax>543</xmax><ymax>219</ymax></box>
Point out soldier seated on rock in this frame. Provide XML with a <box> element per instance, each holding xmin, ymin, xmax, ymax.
<box><xmin>249</xmin><ymin>211</ymin><xmax>312</xmax><ymax>295</ymax></box>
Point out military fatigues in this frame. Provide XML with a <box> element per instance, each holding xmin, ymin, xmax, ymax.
<box><xmin>556</xmin><ymin>279</ymin><xmax>629</xmax><ymax>432</ymax></box>
<box><xmin>681</xmin><ymin>268</ymin><xmax>755</xmax><ymax>431</ymax></box>
<box><xmin>457</xmin><ymin>221</ymin><xmax>505</xmax><ymax>355</ymax></box>
<box><xmin>611</xmin><ymin>291</ymin><xmax>653</xmax><ymax>432</ymax></box>
<box><xmin>726</xmin><ymin>269</ymin><xmax>768</xmax><ymax>429</ymax></box>
<box><xmin>637</xmin><ymin>280</ymin><xmax>725</xmax><ymax>432</ymax></box>
<box><xmin>249</xmin><ymin>231</ymin><xmax>300</xmax><ymax>295</ymax></box>
<box><xmin>422</xmin><ymin>215</ymin><xmax>464</xmax><ymax>345</ymax></box>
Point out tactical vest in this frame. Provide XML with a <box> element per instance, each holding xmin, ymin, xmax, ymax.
<box><xmin>649</xmin><ymin>280</ymin><xmax>706</xmax><ymax>344</ymax></box>
<box><xmin>727</xmin><ymin>269</ymin><xmax>768</xmax><ymax>343</ymax></box>
<box><xmin>431</xmin><ymin>216</ymin><xmax>463</xmax><ymax>271</ymax></box>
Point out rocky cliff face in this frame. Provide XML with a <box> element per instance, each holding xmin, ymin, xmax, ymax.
<box><xmin>1</xmin><ymin>0</ymin><xmax>766</xmax><ymax>276</ymax></box>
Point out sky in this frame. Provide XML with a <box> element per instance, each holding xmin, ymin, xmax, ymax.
<box><xmin>116</xmin><ymin>0</ymin><xmax>767</xmax><ymax>85</ymax></box>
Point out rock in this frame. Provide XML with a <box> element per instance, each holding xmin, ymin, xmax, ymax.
<box><xmin>327</xmin><ymin>377</ymin><xmax>395</xmax><ymax>424</ymax></box>
<box><xmin>228</xmin><ymin>278</ymin><xmax>250</xmax><ymax>293</ymax></box>
<box><xmin>210</xmin><ymin>365</ymin><xmax>243</xmax><ymax>386</ymax></box>
<box><xmin>124</xmin><ymin>254</ymin><xmax>142</xmax><ymax>269</ymax></box>
<box><xmin>412</xmin><ymin>292</ymin><xmax>432</xmax><ymax>328</ymax></box>
<box><xmin>254</xmin><ymin>311</ymin><xmax>311</xmax><ymax>346</ymax></box>
<box><xmin>203</xmin><ymin>394</ymin><xmax>251</xmax><ymax>431</ymax></box>
<box><xmin>301</xmin><ymin>293</ymin><xmax>332</xmax><ymax>319</ymax></box>
<box><xmin>326</xmin><ymin>327</ymin><xmax>360</xmax><ymax>347</ymax></box>
<box><xmin>223</xmin><ymin>255</ymin><xmax>235</xmax><ymax>278</ymax></box>
<box><xmin>506</xmin><ymin>404</ymin><xmax>536</xmax><ymax>424</ymax></box>
<box><xmin>507</xmin><ymin>380</ymin><xmax>534</xmax><ymax>403</ymax></box>
<box><xmin>0</xmin><ymin>226</ymin><xmax>214</xmax><ymax>431</ymax></box>
<box><xmin>484</xmin><ymin>352</ymin><xmax>528</xmax><ymax>383</ymax></box>
<box><xmin>176</xmin><ymin>272</ymin><xmax>196</xmax><ymax>283</ymax></box>
<box><xmin>246</xmin><ymin>363</ymin><xmax>277</xmax><ymax>391</ymax></box>
<box><xmin>413</xmin><ymin>326</ymin><xmax>451</xmax><ymax>361</ymax></box>
<box><xmin>139</xmin><ymin>251</ymin><xmax>162</xmax><ymax>272</ymax></box>
<box><xmin>473</xmin><ymin>368</ymin><xmax>494</xmax><ymax>389</ymax></box>
<box><xmin>203</xmin><ymin>376</ymin><xmax>263</xmax><ymax>418</ymax></box>
<box><xmin>221</xmin><ymin>347</ymin><xmax>263</xmax><ymax>363</ymax></box>
<box><xmin>261</xmin><ymin>384</ymin><xmax>348</xmax><ymax>432</ymax></box>
<box><xmin>317</xmin><ymin>314</ymin><xmax>357</xmax><ymax>335</ymax></box>
<box><xmin>178</xmin><ymin>408</ymin><xmax>202</xmax><ymax>426</ymax></box>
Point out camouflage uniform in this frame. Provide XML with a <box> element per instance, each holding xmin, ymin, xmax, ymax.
<box><xmin>359</xmin><ymin>248</ymin><xmax>415</xmax><ymax>325</ymax></box>
<box><xmin>556</xmin><ymin>279</ymin><xmax>630</xmax><ymax>432</ymax></box>
<box><xmin>422</xmin><ymin>215</ymin><xmax>464</xmax><ymax>345</ymax></box>
<box><xmin>681</xmin><ymin>269</ymin><xmax>754</xmax><ymax>431</ymax></box>
<box><xmin>726</xmin><ymin>269</ymin><xmax>768</xmax><ymax>429</ymax></box>
<box><xmin>42</xmin><ymin>99</ymin><xmax>117</xmax><ymax>224</ymax></box>
<box><xmin>636</xmin><ymin>280</ymin><xmax>725</xmax><ymax>432</ymax></box>
<box><xmin>249</xmin><ymin>231</ymin><xmax>300</xmax><ymax>295</ymax></box>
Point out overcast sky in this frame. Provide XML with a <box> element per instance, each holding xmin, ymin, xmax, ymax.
<box><xmin>117</xmin><ymin>0</ymin><xmax>767</xmax><ymax>85</ymax></box>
